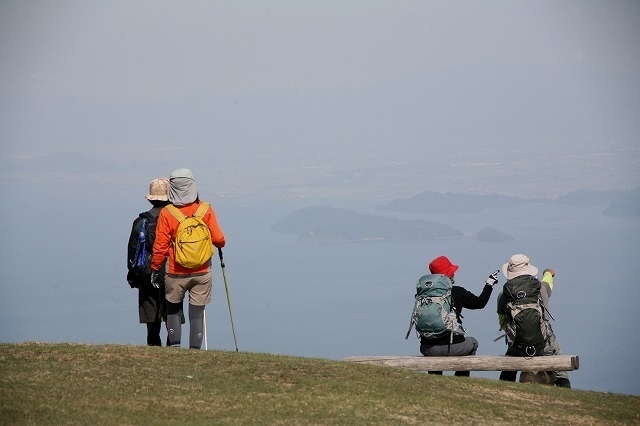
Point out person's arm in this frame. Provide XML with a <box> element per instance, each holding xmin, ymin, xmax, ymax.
<box><xmin>452</xmin><ymin>283</ymin><xmax>493</xmax><ymax>310</ymax></box>
<box><xmin>204</xmin><ymin>204</ymin><xmax>226</xmax><ymax>248</ymax></box>
<box><xmin>539</xmin><ymin>269</ymin><xmax>554</xmax><ymax>313</ymax></box>
<box><xmin>542</xmin><ymin>268</ymin><xmax>554</xmax><ymax>297</ymax></box>
<box><xmin>151</xmin><ymin>209</ymin><xmax>171</xmax><ymax>271</ymax></box>
<box><xmin>496</xmin><ymin>292</ymin><xmax>507</xmax><ymax>330</ymax></box>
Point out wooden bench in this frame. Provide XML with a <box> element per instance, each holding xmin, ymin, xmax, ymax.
<box><xmin>343</xmin><ymin>355</ymin><xmax>579</xmax><ymax>372</ymax></box>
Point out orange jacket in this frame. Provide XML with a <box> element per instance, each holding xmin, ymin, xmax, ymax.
<box><xmin>151</xmin><ymin>200</ymin><xmax>226</xmax><ymax>275</ymax></box>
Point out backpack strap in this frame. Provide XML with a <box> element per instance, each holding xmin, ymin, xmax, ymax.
<box><xmin>140</xmin><ymin>211</ymin><xmax>156</xmax><ymax>221</ymax></box>
<box><xmin>194</xmin><ymin>201</ymin><xmax>209</xmax><ymax>218</ymax></box>
<box><xmin>539</xmin><ymin>297</ymin><xmax>555</xmax><ymax>321</ymax></box>
<box><xmin>166</xmin><ymin>202</ymin><xmax>210</xmax><ymax>222</ymax></box>
<box><xmin>405</xmin><ymin>297</ymin><xmax>420</xmax><ymax>340</ymax></box>
<box><xmin>166</xmin><ymin>204</ymin><xmax>186</xmax><ymax>223</ymax></box>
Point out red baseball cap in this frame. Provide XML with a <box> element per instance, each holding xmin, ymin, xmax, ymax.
<box><xmin>429</xmin><ymin>256</ymin><xmax>459</xmax><ymax>277</ymax></box>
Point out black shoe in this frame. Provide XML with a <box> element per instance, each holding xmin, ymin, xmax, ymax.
<box><xmin>555</xmin><ymin>378</ymin><xmax>571</xmax><ymax>388</ymax></box>
<box><xmin>499</xmin><ymin>371</ymin><xmax>517</xmax><ymax>382</ymax></box>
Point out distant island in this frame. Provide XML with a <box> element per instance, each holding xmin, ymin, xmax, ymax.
<box><xmin>272</xmin><ymin>206</ymin><xmax>464</xmax><ymax>243</ymax></box>
<box><xmin>377</xmin><ymin>191</ymin><xmax>523</xmax><ymax>213</ymax></box>
<box><xmin>378</xmin><ymin>187</ymin><xmax>640</xmax><ymax>216</ymax></box>
<box><xmin>602</xmin><ymin>187</ymin><xmax>640</xmax><ymax>217</ymax></box>
<box><xmin>271</xmin><ymin>187</ymin><xmax>639</xmax><ymax>244</ymax></box>
<box><xmin>474</xmin><ymin>227</ymin><xmax>514</xmax><ymax>242</ymax></box>
<box><xmin>552</xmin><ymin>188</ymin><xmax>630</xmax><ymax>206</ymax></box>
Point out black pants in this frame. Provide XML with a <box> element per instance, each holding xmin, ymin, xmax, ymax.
<box><xmin>146</xmin><ymin>321</ymin><xmax>162</xmax><ymax>346</ymax></box>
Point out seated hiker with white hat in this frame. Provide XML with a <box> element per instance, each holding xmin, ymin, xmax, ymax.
<box><xmin>496</xmin><ymin>253</ymin><xmax>571</xmax><ymax>388</ymax></box>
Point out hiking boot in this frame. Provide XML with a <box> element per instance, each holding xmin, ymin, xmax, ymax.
<box><xmin>555</xmin><ymin>378</ymin><xmax>571</xmax><ymax>388</ymax></box>
<box><xmin>499</xmin><ymin>371</ymin><xmax>517</xmax><ymax>382</ymax></box>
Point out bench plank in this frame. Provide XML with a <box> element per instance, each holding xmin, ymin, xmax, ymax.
<box><xmin>343</xmin><ymin>355</ymin><xmax>579</xmax><ymax>372</ymax></box>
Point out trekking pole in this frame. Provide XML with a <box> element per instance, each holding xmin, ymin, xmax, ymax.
<box><xmin>219</xmin><ymin>248</ymin><xmax>239</xmax><ymax>352</ymax></box>
<box><xmin>203</xmin><ymin>309</ymin><xmax>208</xmax><ymax>350</ymax></box>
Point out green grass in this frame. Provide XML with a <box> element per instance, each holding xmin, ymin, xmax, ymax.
<box><xmin>1</xmin><ymin>342</ymin><xmax>638</xmax><ymax>425</ymax></box>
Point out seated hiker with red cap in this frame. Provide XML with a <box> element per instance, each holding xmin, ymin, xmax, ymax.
<box><xmin>406</xmin><ymin>255</ymin><xmax>498</xmax><ymax>376</ymax></box>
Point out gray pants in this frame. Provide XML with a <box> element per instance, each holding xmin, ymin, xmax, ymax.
<box><xmin>420</xmin><ymin>336</ymin><xmax>479</xmax><ymax>376</ymax></box>
<box><xmin>166</xmin><ymin>302</ymin><xmax>205</xmax><ymax>349</ymax></box>
<box><xmin>499</xmin><ymin>333</ymin><xmax>570</xmax><ymax>383</ymax></box>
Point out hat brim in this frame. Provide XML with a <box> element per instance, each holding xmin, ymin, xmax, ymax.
<box><xmin>448</xmin><ymin>264</ymin><xmax>459</xmax><ymax>277</ymax></box>
<box><xmin>146</xmin><ymin>194</ymin><xmax>169</xmax><ymax>201</ymax></box>
<box><xmin>502</xmin><ymin>262</ymin><xmax>538</xmax><ymax>280</ymax></box>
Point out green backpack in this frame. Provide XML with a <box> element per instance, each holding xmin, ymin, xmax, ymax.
<box><xmin>502</xmin><ymin>275</ymin><xmax>553</xmax><ymax>356</ymax></box>
<box><xmin>405</xmin><ymin>274</ymin><xmax>465</xmax><ymax>343</ymax></box>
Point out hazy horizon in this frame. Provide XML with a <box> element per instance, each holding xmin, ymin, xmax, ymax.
<box><xmin>1</xmin><ymin>1</ymin><xmax>639</xmax><ymax>201</ymax></box>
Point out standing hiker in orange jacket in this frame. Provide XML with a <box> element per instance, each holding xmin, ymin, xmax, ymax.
<box><xmin>151</xmin><ymin>168</ymin><xmax>225</xmax><ymax>349</ymax></box>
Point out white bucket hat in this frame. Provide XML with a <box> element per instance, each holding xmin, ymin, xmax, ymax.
<box><xmin>145</xmin><ymin>178</ymin><xmax>169</xmax><ymax>201</ymax></box>
<box><xmin>502</xmin><ymin>254</ymin><xmax>538</xmax><ymax>280</ymax></box>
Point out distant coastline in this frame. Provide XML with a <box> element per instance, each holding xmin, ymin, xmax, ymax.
<box><xmin>272</xmin><ymin>188</ymin><xmax>639</xmax><ymax>243</ymax></box>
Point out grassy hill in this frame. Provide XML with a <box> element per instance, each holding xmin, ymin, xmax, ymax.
<box><xmin>1</xmin><ymin>343</ymin><xmax>638</xmax><ymax>425</ymax></box>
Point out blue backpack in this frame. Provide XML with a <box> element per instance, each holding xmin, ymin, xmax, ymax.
<box><xmin>405</xmin><ymin>274</ymin><xmax>466</xmax><ymax>342</ymax></box>
<box><xmin>132</xmin><ymin>216</ymin><xmax>151</xmax><ymax>274</ymax></box>
<box><xmin>127</xmin><ymin>212</ymin><xmax>158</xmax><ymax>286</ymax></box>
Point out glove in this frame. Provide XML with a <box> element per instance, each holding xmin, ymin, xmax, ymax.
<box><xmin>151</xmin><ymin>270</ymin><xmax>161</xmax><ymax>289</ymax></box>
<box><xmin>485</xmin><ymin>270</ymin><xmax>499</xmax><ymax>286</ymax></box>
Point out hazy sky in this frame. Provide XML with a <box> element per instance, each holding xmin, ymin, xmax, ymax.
<box><xmin>1</xmin><ymin>1</ymin><xmax>639</xmax><ymax>199</ymax></box>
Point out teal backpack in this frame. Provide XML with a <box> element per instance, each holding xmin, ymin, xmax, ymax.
<box><xmin>405</xmin><ymin>274</ymin><xmax>466</xmax><ymax>343</ymax></box>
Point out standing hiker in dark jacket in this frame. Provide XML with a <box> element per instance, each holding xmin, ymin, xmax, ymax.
<box><xmin>126</xmin><ymin>178</ymin><xmax>170</xmax><ymax>346</ymax></box>
<box><xmin>420</xmin><ymin>255</ymin><xmax>498</xmax><ymax>376</ymax></box>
